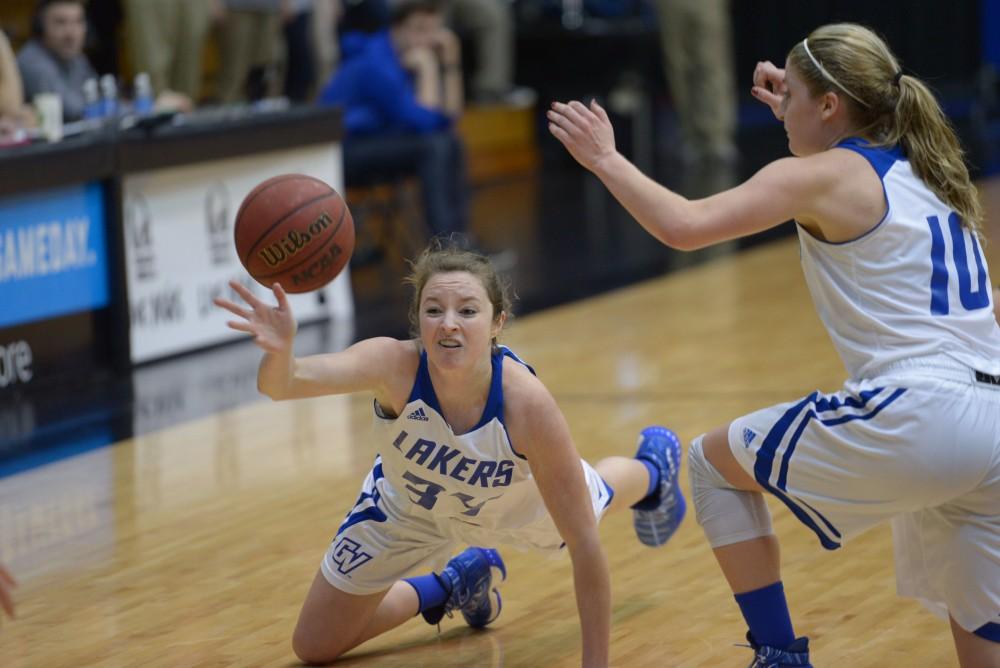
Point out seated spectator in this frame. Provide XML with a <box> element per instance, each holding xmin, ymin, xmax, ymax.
<box><xmin>318</xmin><ymin>0</ymin><xmax>468</xmax><ymax>240</ymax></box>
<box><xmin>0</xmin><ymin>30</ymin><xmax>35</xmax><ymax>143</ymax></box>
<box><xmin>17</xmin><ymin>0</ymin><xmax>96</xmax><ymax>122</ymax></box>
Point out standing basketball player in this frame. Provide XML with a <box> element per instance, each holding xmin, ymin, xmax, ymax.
<box><xmin>215</xmin><ymin>245</ymin><xmax>686</xmax><ymax>666</ymax></box>
<box><xmin>549</xmin><ymin>22</ymin><xmax>1000</xmax><ymax>668</ymax></box>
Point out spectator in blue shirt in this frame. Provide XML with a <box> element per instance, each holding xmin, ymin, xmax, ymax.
<box><xmin>319</xmin><ymin>0</ymin><xmax>469</xmax><ymax>240</ymax></box>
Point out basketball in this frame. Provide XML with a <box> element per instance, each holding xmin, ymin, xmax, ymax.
<box><xmin>234</xmin><ymin>174</ymin><xmax>355</xmax><ymax>293</ymax></box>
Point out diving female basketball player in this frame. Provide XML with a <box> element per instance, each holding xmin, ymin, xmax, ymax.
<box><xmin>215</xmin><ymin>244</ymin><xmax>686</xmax><ymax>667</ymax></box>
<box><xmin>549</xmin><ymin>22</ymin><xmax>1000</xmax><ymax>668</ymax></box>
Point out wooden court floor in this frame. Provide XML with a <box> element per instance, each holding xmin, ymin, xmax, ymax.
<box><xmin>3</xmin><ymin>213</ymin><xmax>999</xmax><ymax>666</ymax></box>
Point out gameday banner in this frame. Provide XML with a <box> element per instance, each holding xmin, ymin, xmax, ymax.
<box><xmin>122</xmin><ymin>144</ymin><xmax>353</xmax><ymax>363</ymax></box>
<box><xmin>0</xmin><ymin>182</ymin><xmax>109</xmax><ymax>328</ymax></box>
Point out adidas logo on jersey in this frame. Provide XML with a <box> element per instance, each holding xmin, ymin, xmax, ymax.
<box><xmin>407</xmin><ymin>407</ymin><xmax>430</xmax><ymax>421</ymax></box>
<box><xmin>742</xmin><ymin>428</ymin><xmax>757</xmax><ymax>447</ymax></box>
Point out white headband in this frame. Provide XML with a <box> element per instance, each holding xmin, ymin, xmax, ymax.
<box><xmin>802</xmin><ymin>38</ymin><xmax>870</xmax><ymax>108</ymax></box>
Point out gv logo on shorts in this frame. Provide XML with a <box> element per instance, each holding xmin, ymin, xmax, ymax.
<box><xmin>331</xmin><ymin>537</ymin><xmax>373</xmax><ymax>575</ymax></box>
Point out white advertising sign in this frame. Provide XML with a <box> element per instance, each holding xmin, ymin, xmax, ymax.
<box><xmin>123</xmin><ymin>143</ymin><xmax>353</xmax><ymax>363</ymax></box>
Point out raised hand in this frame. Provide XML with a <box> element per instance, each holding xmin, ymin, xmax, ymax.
<box><xmin>214</xmin><ymin>281</ymin><xmax>297</xmax><ymax>355</ymax></box>
<box><xmin>547</xmin><ymin>99</ymin><xmax>617</xmax><ymax>173</ymax></box>
<box><xmin>751</xmin><ymin>60</ymin><xmax>787</xmax><ymax>120</ymax></box>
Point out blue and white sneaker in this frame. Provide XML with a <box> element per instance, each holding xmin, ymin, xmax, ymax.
<box><xmin>746</xmin><ymin>633</ymin><xmax>812</xmax><ymax>667</ymax></box>
<box><xmin>422</xmin><ymin>547</ymin><xmax>507</xmax><ymax>628</ymax></box>
<box><xmin>632</xmin><ymin>425</ymin><xmax>686</xmax><ymax>547</ymax></box>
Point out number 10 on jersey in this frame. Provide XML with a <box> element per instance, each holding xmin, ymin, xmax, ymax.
<box><xmin>927</xmin><ymin>213</ymin><xmax>990</xmax><ymax>315</ymax></box>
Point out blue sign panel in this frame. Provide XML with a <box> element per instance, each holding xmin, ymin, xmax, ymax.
<box><xmin>0</xmin><ymin>183</ymin><xmax>109</xmax><ymax>328</ymax></box>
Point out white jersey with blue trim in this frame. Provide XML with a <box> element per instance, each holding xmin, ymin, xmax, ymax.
<box><xmin>797</xmin><ymin>137</ymin><xmax>1000</xmax><ymax>380</ymax></box>
<box><xmin>370</xmin><ymin>345</ymin><xmax>564</xmax><ymax>550</ymax></box>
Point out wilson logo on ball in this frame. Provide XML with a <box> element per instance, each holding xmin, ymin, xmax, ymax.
<box><xmin>257</xmin><ymin>211</ymin><xmax>335</xmax><ymax>268</ymax></box>
<box><xmin>235</xmin><ymin>173</ymin><xmax>355</xmax><ymax>293</ymax></box>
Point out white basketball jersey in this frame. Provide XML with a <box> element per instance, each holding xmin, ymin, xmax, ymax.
<box><xmin>798</xmin><ymin>138</ymin><xmax>1000</xmax><ymax>380</ymax></box>
<box><xmin>369</xmin><ymin>346</ymin><xmax>568</xmax><ymax>550</ymax></box>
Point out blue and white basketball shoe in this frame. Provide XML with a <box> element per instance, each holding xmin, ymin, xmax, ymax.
<box><xmin>632</xmin><ymin>425</ymin><xmax>686</xmax><ymax>547</ymax></box>
<box><xmin>422</xmin><ymin>547</ymin><xmax>507</xmax><ymax>628</ymax></box>
<box><xmin>746</xmin><ymin>633</ymin><xmax>812</xmax><ymax>667</ymax></box>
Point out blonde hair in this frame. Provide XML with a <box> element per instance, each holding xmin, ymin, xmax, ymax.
<box><xmin>787</xmin><ymin>23</ymin><xmax>983</xmax><ymax>236</ymax></box>
<box><xmin>404</xmin><ymin>240</ymin><xmax>513</xmax><ymax>348</ymax></box>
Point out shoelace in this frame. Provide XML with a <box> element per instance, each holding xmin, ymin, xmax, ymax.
<box><xmin>734</xmin><ymin>641</ymin><xmax>803</xmax><ymax>668</ymax></box>
<box><xmin>433</xmin><ymin>583</ymin><xmax>482</xmax><ymax>633</ymax></box>
<box><xmin>445</xmin><ymin>581</ymin><xmax>484</xmax><ymax>616</ymax></box>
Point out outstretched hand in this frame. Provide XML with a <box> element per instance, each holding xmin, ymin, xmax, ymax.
<box><xmin>547</xmin><ymin>99</ymin><xmax>617</xmax><ymax>173</ymax></box>
<box><xmin>214</xmin><ymin>280</ymin><xmax>297</xmax><ymax>355</ymax></box>
<box><xmin>0</xmin><ymin>563</ymin><xmax>16</xmax><ymax>619</ymax></box>
<box><xmin>751</xmin><ymin>60</ymin><xmax>787</xmax><ymax>120</ymax></box>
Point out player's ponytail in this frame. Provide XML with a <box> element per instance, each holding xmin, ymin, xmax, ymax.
<box><xmin>885</xmin><ymin>74</ymin><xmax>983</xmax><ymax>237</ymax></box>
<box><xmin>789</xmin><ymin>23</ymin><xmax>983</xmax><ymax>236</ymax></box>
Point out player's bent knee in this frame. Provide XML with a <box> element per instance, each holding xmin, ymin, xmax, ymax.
<box><xmin>689</xmin><ymin>434</ymin><xmax>774</xmax><ymax>548</ymax></box>
<box><xmin>292</xmin><ymin>626</ymin><xmax>350</xmax><ymax>665</ymax></box>
<box><xmin>702</xmin><ymin>426</ymin><xmax>760</xmax><ymax>491</ymax></box>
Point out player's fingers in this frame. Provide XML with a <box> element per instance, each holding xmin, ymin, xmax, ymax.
<box><xmin>762</xmin><ymin>62</ymin><xmax>785</xmax><ymax>91</ymax></box>
<box><xmin>550</xmin><ymin>101</ymin><xmax>589</xmax><ymax>129</ymax></box>
<box><xmin>226</xmin><ymin>320</ymin><xmax>256</xmax><ymax>334</ymax></box>
<box><xmin>590</xmin><ymin>98</ymin><xmax>610</xmax><ymax>124</ymax></box>
<box><xmin>213</xmin><ymin>297</ymin><xmax>251</xmax><ymax>320</ymax></box>
<box><xmin>750</xmin><ymin>86</ymin><xmax>782</xmax><ymax>106</ymax></box>
<box><xmin>547</xmin><ymin>100</ymin><xmax>574</xmax><ymax>122</ymax></box>
<box><xmin>752</xmin><ymin>61</ymin><xmax>780</xmax><ymax>93</ymax></box>
<box><xmin>548</xmin><ymin>122</ymin><xmax>570</xmax><ymax>144</ymax></box>
<box><xmin>567</xmin><ymin>100</ymin><xmax>597</xmax><ymax>124</ymax></box>
<box><xmin>229</xmin><ymin>280</ymin><xmax>263</xmax><ymax>308</ymax></box>
<box><xmin>546</xmin><ymin>110</ymin><xmax>574</xmax><ymax>137</ymax></box>
<box><xmin>272</xmin><ymin>283</ymin><xmax>291</xmax><ymax>311</ymax></box>
<box><xmin>752</xmin><ymin>60</ymin><xmax>770</xmax><ymax>88</ymax></box>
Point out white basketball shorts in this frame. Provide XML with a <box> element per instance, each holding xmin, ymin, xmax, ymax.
<box><xmin>727</xmin><ymin>356</ymin><xmax>1000</xmax><ymax>632</ymax></box>
<box><xmin>320</xmin><ymin>456</ymin><xmax>614</xmax><ymax>595</ymax></box>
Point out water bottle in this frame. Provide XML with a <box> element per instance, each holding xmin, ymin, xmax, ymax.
<box><xmin>99</xmin><ymin>74</ymin><xmax>119</xmax><ymax>118</ymax></box>
<box><xmin>133</xmin><ymin>72</ymin><xmax>154</xmax><ymax>115</ymax></box>
<box><xmin>83</xmin><ymin>78</ymin><xmax>102</xmax><ymax>120</ymax></box>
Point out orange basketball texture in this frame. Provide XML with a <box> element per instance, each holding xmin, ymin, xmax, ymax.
<box><xmin>234</xmin><ymin>174</ymin><xmax>355</xmax><ymax>293</ymax></box>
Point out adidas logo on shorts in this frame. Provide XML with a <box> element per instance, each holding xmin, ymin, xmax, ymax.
<box><xmin>407</xmin><ymin>407</ymin><xmax>430</xmax><ymax>421</ymax></box>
